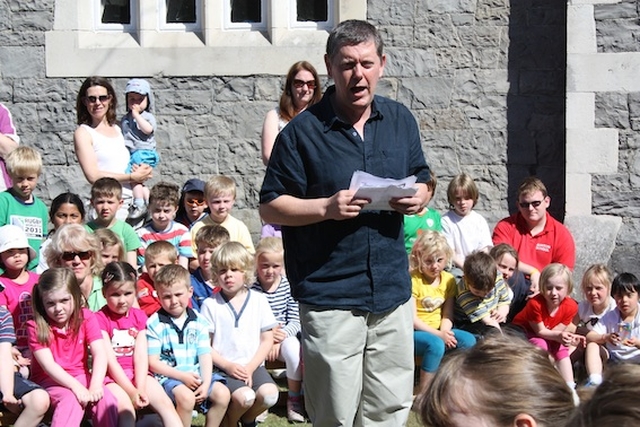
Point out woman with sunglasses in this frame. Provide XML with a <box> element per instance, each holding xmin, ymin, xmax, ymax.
<box><xmin>260</xmin><ymin>62</ymin><xmax>322</xmax><ymax>239</ymax></box>
<box><xmin>261</xmin><ymin>61</ymin><xmax>322</xmax><ymax>166</ymax></box>
<box><xmin>73</xmin><ymin>76</ymin><xmax>152</xmax><ymax>220</ymax></box>
<box><xmin>45</xmin><ymin>223</ymin><xmax>106</xmax><ymax>311</ymax></box>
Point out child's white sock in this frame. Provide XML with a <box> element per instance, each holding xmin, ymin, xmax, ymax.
<box><xmin>588</xmin><ymin>373</ymin><xmax>603</xmax><ymax>385</ymax></box>
<box><xmin>566</xmin><ymin>380</ymin><xmax>576</xmax><ymax>389</ymax></box>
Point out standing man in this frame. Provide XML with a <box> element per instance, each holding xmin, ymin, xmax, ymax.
<box><xmin>260</xmin><ymin>20</ymin><xmax>431</xmax><ymax>426</ymax></box>
<box><xmin>492</xmin><ymin>176</ymin><xmax>576</xmax><ymax>294</ymax></box>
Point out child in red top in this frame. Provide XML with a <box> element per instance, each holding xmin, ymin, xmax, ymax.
<box><xmin>137</xmin><ymin>241</ymin><xmax>178</xmax><ymax>316</ymax></box>
<box><xmin>0</xmin><ymin>224</ymin><xmax>39</xmax><ymax>375</ymax></box>
<box><xmin>27</xmin><ymin>267</ymin><xmax>118</xmax><ymax>427</ymax></box>
<box><xmin>512</xmin><ymin>263</ymin><xmax>585</xmax><ymax>388</ymax></box>
<box><xmin>97</xmin><ymin>261</ymin><xmax>182</xmax><ymax>426</ymax></box>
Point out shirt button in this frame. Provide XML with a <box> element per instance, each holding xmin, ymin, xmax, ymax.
<box><xmin>352</xmin><ymin>131</ymin><xmax>357</xmax><ymax>137</ymax></box>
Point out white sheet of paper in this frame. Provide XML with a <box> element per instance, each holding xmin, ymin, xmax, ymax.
<box><xmin>349</xmin><ymin>170</ymin><xmax>417</xmax><ymax>211</ymax></box>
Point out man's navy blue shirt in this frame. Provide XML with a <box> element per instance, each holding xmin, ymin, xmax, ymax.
<box><xmin>260</xmin><ymin>86</ymin><xmax>431</xmax><ymax>314</ymax></box>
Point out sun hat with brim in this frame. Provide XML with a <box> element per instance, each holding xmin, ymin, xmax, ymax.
<box><xmin>0</xmin><ymin>224</ymin><xmax>37</xmax><ymax>260</ymax></box>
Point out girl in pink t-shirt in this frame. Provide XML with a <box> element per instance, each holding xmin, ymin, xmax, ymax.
<box><xmin>96</xmin><ymin>261</ymin><xmax>182</xmax><ymax>426</ymax></box>
<box><xmin>0</xmin><ymin>224</ymin><xmax>40</xmax><ymax>375</ymax></box>
<box><xmin>512</xmin><ymin>263</ymin><xmax>585</xmax><ymax>389</ymax></box>
<box><xmin>27</xmin><ymin>267</ymin><xmax>118</xmax><ymax>427</ymax></box>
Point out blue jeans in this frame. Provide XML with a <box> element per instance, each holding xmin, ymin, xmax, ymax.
<box><xmin>414</xmin><ymin>329</ymin><xmax>476</xmax><ymax>372</ymax></box>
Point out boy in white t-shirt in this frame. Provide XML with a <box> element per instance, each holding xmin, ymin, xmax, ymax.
<box><xmin>585</xmin><ymin>272</ymin><xmax>640</xmax><ymax>386</ymax></box>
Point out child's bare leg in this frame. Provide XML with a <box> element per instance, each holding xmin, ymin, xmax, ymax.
<box><xmin>172</xmin><ymin>385</ymin><xmax>196</xmax><ymax>427</ymax></box>
<box><xmin>585</xmin><ymin>341</ymin><xmax>607</xmax><ymax>385</ymax></box>
<box><xmin>204</xmin><ymin>382</ymin><xmax>230</xmax><ymax>427</ymax></box>
<box><xmin>556</xmin><ymin>357</ymin><xmax>575</xmax><ymax>384</ymax></box>
<box><xmin>287</xmin><ymin>378</ymin><xmax>302</xmax><ymax>394</ymax></box>
<box><xmin>224</xmin><ymin>386</ymin><xmax>255</xmax><ymax>427</ymax></box>
<box><xmin>145</xmin><ymin>377</ymin><xmax>182</xmax><ymax>426</ymax></box>
<box><xmin>13</xmin><ymin>388</ymin><xmax>50</xmax><ymax>427</ymax></box>
<box><xmin>240</xmin><ymin>383</ymin><xmax>279</xmax><ymax>424</ymax></box>
<box><xmin>132</xmin><ymin>183</ymin><xmax>145</xmax><ymax>203</ymax></box>
<box><xmin>106</xmin><ymin>382</ymin><xmax>136</xmax><ymax>427</ymax></box>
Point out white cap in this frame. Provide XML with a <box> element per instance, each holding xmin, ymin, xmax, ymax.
<box><xmin>0</xmin><ymin>224</ymin><xmax>37</xmax><ymax>260</ymax></box>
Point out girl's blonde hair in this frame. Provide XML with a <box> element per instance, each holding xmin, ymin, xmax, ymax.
<box><xmin>446</xmin><ymin>173</ymin><xmax>479</xmax><ymax>208</ymax></box>
<box><xmin>94</xmin><ymin>228</ymin><xmax>126</xmax><ymax>262</ymax></box>
<box><xmin>540</xmin><ymin>263</ymin><xmax>574</xmax><ymax>295</ymax></box>
<box><xmin>580</xmin><ymin>263</ymin><xmax>612</xmax><ymax>296</ymax></box>
<box><xmin>46</xmin><ymin>223</ymin><xmax>103</xmax><ymax>277</ymax></box>
<box><xmin>255</xmin><ymin>237</ymin><xmax>284</xmax><ymax>259</ymax></box>
<box><xmin>102</xmin><ymin>261</ymin><xmax>137</xmax><ymax>292</ymax></box>
<box><xmin>32</xmin><ymin>268</ymin><xmax>85</xmax><ymax>345</ymax></box>
<box><xmin>421</xmin><ymin>333</ymin><xmax>577</xmax><ymax>427</ymax></box>
<box><xmin>409</xmin><ymin>230</ymin><xmax>453</xmax><ymax>273</ymax></box>
<box><xmin>211</xmin><ymin>242</ymin><xmax>254</xmax><ymax>285</ymax></box>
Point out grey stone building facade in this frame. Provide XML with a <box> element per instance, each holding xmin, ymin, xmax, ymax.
<box><xmin>1</xmin><ymin>0</ymin><xmax>636</xmax><ymax>279</ymax></box>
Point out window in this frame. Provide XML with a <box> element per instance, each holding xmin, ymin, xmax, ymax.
<box><xmin>45</xmin><ymin>0</ymin><xmax>366</xmax><ymax>77</ymax></box>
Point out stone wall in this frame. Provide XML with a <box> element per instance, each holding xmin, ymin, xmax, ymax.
<box><xmin>591</xmin><ymin>0</ymin><xmax>640</xmax><ymax>274</ymax></box>
<box><xmin>0</xmin><ymin>0</ymin><xmax>567</xmax><ymax>247</ymax></box>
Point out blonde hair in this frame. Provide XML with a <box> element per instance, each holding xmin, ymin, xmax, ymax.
<box><xmin>580</xmin><ymin>263</ymin><xmax>612</xmax><ymax>297</ymax></box>
<box><xmin>46</xmin><ymin>223</ymin><xmax>103</xmax><ymax>277</ymax></box>
<box><xmin>204</xmin><ymin>175</ymin><xmax>236</xmax><ymax>200</ymax></box>
<box><xmin>94</xmin><ymin>228</ymin><xmax>125</xmax><ymax>262</ymax></box>
<box><xmin>446</xmin><ymin>173</ymin><xmax>478</xmax><ymax>207</ymax></box>
<box><xmin>421</xmin><ymin>333</ymin><xmax>576</xmax><ymax>427</ymax></box>
<box><xmin>540</xmin><ymin>263</ymin><xmax>574</xmax><ymax>295</ymax></box>
<box><xmin>153</xmin><ymin>264</ymin><xmax>191</xmax><ymax>291</ymax></box>
<box><xmin>409</xmin><ymin>230</ymin><xmax>453</xmax><ymax>273</ymax></box>
<box><xmin>5</xmin><ymin>146</ymin><xmax>42</xmax><ymax>177</ymax></box>
<box><xmin>211</xmin><ymin>242</ymin><xmax>254</xmax><ymax>285</ymax></box>
<box><xmin>32</xmin><ymin>268</ymin><xmax>85</xmax><ymax>345</ymax></box>
<box><xmin>144</xmin><ymin>240</ymin><xmax>178</xmax><ymax>266</ymax></box>
<box><xmin>255</xmin><ymin>237</ymin><xmax>284</xmax><ymax>259</ymax></box>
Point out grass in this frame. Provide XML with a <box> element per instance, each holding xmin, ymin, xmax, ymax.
<box><xmin>190</xmin><ymin>408</ymin><xmax>423</xmax><ymax>426</ymax></box>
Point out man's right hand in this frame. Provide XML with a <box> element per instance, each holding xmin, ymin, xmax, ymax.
<box><xmin>326</xmin><ymin>190</ymin><xmax>369</xmax><ymax>220</ymax></box>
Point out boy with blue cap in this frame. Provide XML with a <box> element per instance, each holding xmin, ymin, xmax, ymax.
<box><xmin>121</xmin><ymin>78</ymin><xmax>159</xmax><ymax>223</ymax></box>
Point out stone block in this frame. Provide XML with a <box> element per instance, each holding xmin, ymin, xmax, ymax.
<box><xmin>14</xmin><ymin>78</ymin><xmax>65</xmax><ymax>103</ymax></box>
<box><xmin>369</xmin><ymin>1</ymin><xmax>416</xmax><ymax>26</ymax></box>
<box><xmin>385</xmin><ymin>48</ymin><xmax>438</xmax><ymax>77</ymax></box>
<box><xmin>568</xmin><ymin>4</ymin><xmax>596</xmax><ymax>54</ymax></box>
<box><xmin>457</xmin><ymin>26</ymin><xmax>503</xmax><ymax>48</ymax></box>
<box><xmin>568</xmin><ymin>52</ymin><xmax>640</xmax><ymax>92</ymax></box>
<box><xmin>398</xmin><ymin>77</ymin><xmax>453</xmax><ymax>109</ymax></box>
<box><xmin>566</xmin><ymin>128</ymin><xmax>619</xmax><ymax>173</ymax></box>
<box><xmin>595</xmin><ymin>92</ymin><xmax>629</xmax><ymax>129</ymax></box>
<box><xmin>0</xmin><ymin>47</ymin><xmax>45</xmax><ymax>78</ymax></box>
<box><xmin>596</xmin><ymin>18</ymin><xmax>640</xmax><ymax>53</ymax></box>
<box><xmin>594</xmin><ymin>1</ymin><xmax>637</xmax><ymax>20</ymax></box>
<box><xmin>566</xmin><ymin>92</ymin><xmax>595</xmax><ymax>128</ymax></box>
<box><xmin>424</xmin><ymin>0</ymin><xmax>476</xmax><ymax>13</ymax></box>
<box><xmin>565</xmin><ymin>215</ymin><xmax>621</xmax><ymax>288</ymax></box>
<box><xmin>12</xmin><ymin>10</ymin><xmax>52</xmax><ymax>31</ymax></box>
<box><xmin>565</xmin><ymin>173</ymin><xmax>593</xmax><ymax>216</ymax></box>
<box><xmin>8</xmin><ymin>0</ymin><xmax>54</xmax><ymax>11</ymax></box>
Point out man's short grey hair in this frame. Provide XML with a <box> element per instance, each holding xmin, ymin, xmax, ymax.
<box><xmin>326</xmin><ymin>19</ymin><xmax>384</xmax><ymax>60</ymax></box>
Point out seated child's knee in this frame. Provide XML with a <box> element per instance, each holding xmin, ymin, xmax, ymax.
<box><xmin>210</xmin><ymin>382</ymin><xmax>231</xmax><ymax>402</ymax></box>
<box><xmin>173</xmin><ymin>387</ymin><xmax>196</xmax><ymax>409</ymax></box>
<box><xmin>262</xmin><ymin>392</ymin><xmax>279</xmax><ymax>408</ymax></box>
<box><xmin>233</xmin><ymin>387</ymin><xmax>256</xmax><ymax>408</ymax></box>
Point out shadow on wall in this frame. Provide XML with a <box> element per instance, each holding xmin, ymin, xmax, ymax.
<box><xmin>507</xmin><ymin>0</ymin><xmax>567</xmax><ymax>221</ymax></box>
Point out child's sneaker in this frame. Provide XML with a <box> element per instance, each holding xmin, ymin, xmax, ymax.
<box><xmin>255</xmin><ymin>409</ymin><xmax>268</xmax><ymax>423</ymax></box>
<box><xmin>287</xmin><ymin>396</ymin><xmax>306</xmax><ymax>423</ymax></box>
<box><xmin>126</xmin><ymin>204</ymin><xmax>147</xmax><ymax>226</ymax></box>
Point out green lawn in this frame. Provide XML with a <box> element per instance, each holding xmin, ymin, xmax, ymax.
<box><xmin>191</xmin><ymin>409</ymin><xmax>423</xmax><ymax>426</ymax></box>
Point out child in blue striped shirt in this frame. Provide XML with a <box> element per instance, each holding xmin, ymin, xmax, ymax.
<box><xmin>251</xmin><ymin>237</ymin><xmax>305</xmax><ymax>423</ymax></box>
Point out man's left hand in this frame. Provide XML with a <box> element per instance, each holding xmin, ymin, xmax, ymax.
<box><xmin>389</xmin><ymin>183</ymin><xmax>430</xmax><ymax>215</ymax></box>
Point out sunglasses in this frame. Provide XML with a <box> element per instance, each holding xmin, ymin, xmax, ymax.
<box><xmin>293</xmin><ymin>79</ymin><xmax>317</xmax><ymax>89</ymax></box>
<box><xmin>85</xmin><ymin>95</ymin><xmax>111</xmax><ymax>104</ymax></box>
<box><xmin>518</xmin><ymin>200</ymin><xmax>544</xmax><ymax>209</ymax></box>
<box><xmin>61</xmin><ymin>251</ymin><xmax>92</xmax><ymax>261</ymax></box>
<box><xmin>185</xmin><ymin>198</ymin><xmax>206</xmax><ymax>207</ymax></box>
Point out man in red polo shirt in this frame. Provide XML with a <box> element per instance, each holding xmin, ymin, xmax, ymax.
<box><xmin>492</xmin><ymin>177</ymin><xmax>575</xmax><ymax>294</ymax></box>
